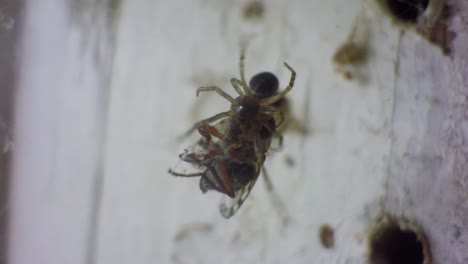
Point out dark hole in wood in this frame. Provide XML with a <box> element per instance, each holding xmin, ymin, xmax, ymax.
<box><xmin>386</xmin><ymin>0</ymin><xmax>429</xmax><ymax>22</ymax></box>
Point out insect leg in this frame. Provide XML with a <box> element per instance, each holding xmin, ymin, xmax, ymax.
<box><xmin>271</xmin><ymin>134</ymin><xmax>283</xmax><ymax>151</ymax></box>
<box><xmin>267</xmin><ymin>101</ymin><xmax>309</xmax><ymax>135</ymax></box>
<box><xmin>197</xmin><ymin>86</ymin><xmax>234</xmax><ymax>103</ymax></box>
<box><xmin>168</xmin><ymin>168</ymin><xmax>207</xmax><ymax>177</ymax></box>
<box><xmin>201</xmin><ymin>164</ymin><xmax>235</xmax><ymax>197</ymax></box>
<box><xmin>262</xmin><ymin>121</ymin><xmax>283</xmax><ymax>150</ymax></box>
<box><xmin>261</xmin><ymin>166</ymin><xmax>290</xmax><ymax>225</ymax></box>
<box><xmin>198</xmin><ymin>123</ymin><xmax>226</xmax><ymax>148</ymax></box>
<box><xmin>261</xmin><ymin>63</ymin><xmax>296</xmax><ymax>105</ymax></box>
<box><xmin>273</xmin><ymin>110</ymin><xmax>285</xmax><ymax>129</ymax></box>
<box><xmin>198</xmin><ymin>124</ymin><xmax>225</xmax><ymax>137</ymax></box>
<box><xmin>183</xmin><ymin>111</ymin><xmax>230</xmax><ymax>137</ymax></box>
<box><xmin>261</xmin><ymin>166</ymin><xmax>273</xmax><ymax>191</ymax></box>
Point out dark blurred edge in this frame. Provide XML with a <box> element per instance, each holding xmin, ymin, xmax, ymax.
<box><xmin>0</xmin><ymin>0</ymin><xmax>21</xmax><ymax>263</ymax></box>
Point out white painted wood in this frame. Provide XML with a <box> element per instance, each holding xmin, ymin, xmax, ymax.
<box><xmin>8</xmin><ymin>1</ymin><xmax>115</xmax><ymax>263</ymax></box>
<box><xmin>8</xmin><ymin>0</ymin><xmax>468</xmax><ymax>263</ymax></box>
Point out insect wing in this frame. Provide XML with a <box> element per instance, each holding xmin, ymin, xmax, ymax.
<box><xmin>219</xmin><ymin>165</ymin><xmax>261</xmax><ymax>218</ymax></box>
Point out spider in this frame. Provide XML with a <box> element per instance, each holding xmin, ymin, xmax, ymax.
<box><xmin>169</xmin><ymin>49</ymin><xmax>296</xmax><ymax>218</ymax></box>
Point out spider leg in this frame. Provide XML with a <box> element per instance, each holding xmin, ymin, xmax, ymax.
<box><xmin>197</xmin><ymin>86</ymin><xmax>234</xmax><ymax>103</ymax></box>
<box><xmin>230</xmin><ymin>78</ymin><xmax>247</xmax><ymax>96</ymax></box>
<box><xmin>239</xmin><ymin>46</ymin><xmax>247</xmax><ymax>86</ymax></box>
<box><xmin>261</xmin><ymin>63</ymin><xmax>296</xmax><ymax>105</ymax></box>
<box><xmin>232</xmin><ymin>47</ymin><xmax>252</xmax><ymax>95</ymax></box>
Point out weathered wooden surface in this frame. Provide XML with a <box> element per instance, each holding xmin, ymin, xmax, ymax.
<box><xmin>7</xmin><ymin>0</ymin><xmax>468</xmax><ymax>263</ymax></box>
